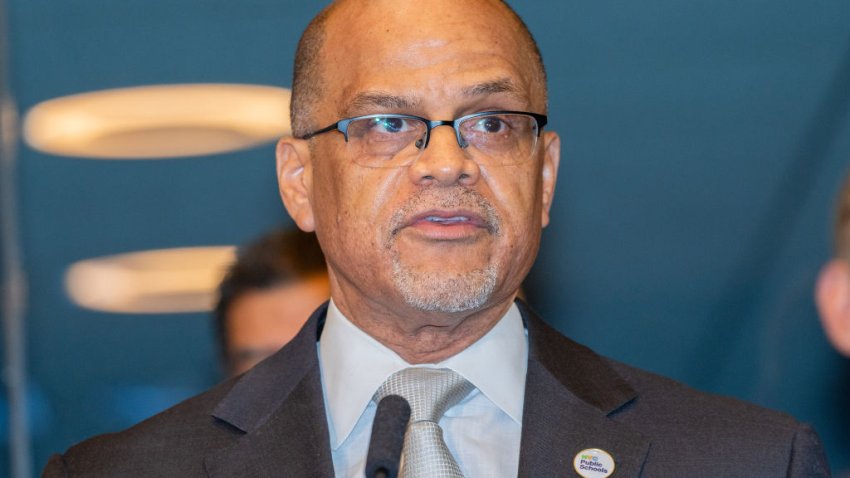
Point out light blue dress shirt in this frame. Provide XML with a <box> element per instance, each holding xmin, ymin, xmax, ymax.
<box><xmin>318</xmin><ymin>300</ymin><xmax>528</xmax><ymax>478</ymax></box>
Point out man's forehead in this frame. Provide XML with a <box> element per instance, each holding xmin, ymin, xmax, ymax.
<box><xmin>340</xmin><ymin>78</ymin><xmax>529</xmax><ymax>114</ymax></box>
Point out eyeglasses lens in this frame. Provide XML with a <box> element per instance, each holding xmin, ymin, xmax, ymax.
<box><xmin>345</xmin><ymin>114</ymin><xmax>539</xmax><ymax>168</ymax></box>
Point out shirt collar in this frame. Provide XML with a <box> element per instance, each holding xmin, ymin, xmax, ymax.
<box><xmin>318</xmin><ymin>299</ymin><xmax>527</xmax><ymax>449</ymax></box>
<box><xmin>439</xmin><ymin>303</ymin><xmax>527</xmax><ymax>424</ymax></box>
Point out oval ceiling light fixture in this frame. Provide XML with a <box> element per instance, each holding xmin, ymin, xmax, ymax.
<box><xmin>23</xmin><ymin>84</ymin><xmax>291</xmax><ymax>159</ymax></box>
<box><xmin>65</xmin><ymin>246</ymin><xmax>236</xmax><ymax>314</ymax></box>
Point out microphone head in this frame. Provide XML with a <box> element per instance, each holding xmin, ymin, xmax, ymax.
<box><xmin>365</xmin><ymin>395</ymin><xmax>411</xmax><ymax>478</ymax></box>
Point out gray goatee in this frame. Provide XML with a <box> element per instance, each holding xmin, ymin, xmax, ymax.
<box><xmin>386</xmin><ymin>187</ymin><xmax>501</xmax><ymax>313</ymax></box>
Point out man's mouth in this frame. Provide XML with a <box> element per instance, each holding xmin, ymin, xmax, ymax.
<box><xmin>408</xmin><ymin>210</ymin><xmax>489</xmax><ymax>228</ymax></box>
<box><xmin>393</xmin><ymin>210</ymin><xmax>494</xmax><ymax>242</ymax></box>
<box><xmin>385</xmin><ymin>187</ymin><xmax>502</xmax><ymax>242</ymax></box>
<box><xmin>424</xmin><ymin>215</ymin><xmax>471</xmax><ymax>224</ymax></box>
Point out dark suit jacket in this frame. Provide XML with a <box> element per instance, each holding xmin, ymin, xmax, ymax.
<box><xmin>43</xmin><ymin>302</ymin><xmax>831</xmax><ymax>477</ymax></box>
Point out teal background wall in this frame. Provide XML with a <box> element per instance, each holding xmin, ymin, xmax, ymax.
<box><xmin>2</xmin><ymin>0</ymin><xmax>849</xmax><ymax>474</ymax></box>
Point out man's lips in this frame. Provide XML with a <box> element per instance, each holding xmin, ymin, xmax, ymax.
<box><xmin>398</xmin><ymin>209</ymin><xmax>492</xmax><ymax>240</ymax></box>
<box><xmin>407</xmin><ymin>210</ymin><xmax>489</xmax><ymax>228</ymax></box>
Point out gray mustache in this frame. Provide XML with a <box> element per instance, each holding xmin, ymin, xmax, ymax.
<box><xmin>387</xmin><ymin>187</ymin><xmax>502</xmax><ymax>239</ymax></box>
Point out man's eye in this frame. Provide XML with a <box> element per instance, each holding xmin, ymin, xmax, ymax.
<box><xmin>371</xmin><ymin>117</ymin><xmax>409</xmax><ymax>133</ymax></box>
<box><xmin>473</xmin><ymin>116</ymin><xmax>508</xmax><ymax>133</ymax></box>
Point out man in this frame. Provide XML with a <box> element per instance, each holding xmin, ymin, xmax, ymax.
<box><xmin>816</xmin><ymin>175</ymin><xmax>850</xmax><ymax>357</ymax></box>
<box><xmin>214</xmin><ymin>229</ymin><xmax>329</xmax><ymax>376</ymax></box>
<box><xmin>43</xmin><ymin>1</ymin><xmax>830</xmax><ymax>476</ymax></box>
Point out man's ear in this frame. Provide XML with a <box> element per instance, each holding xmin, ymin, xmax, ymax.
<box><xmin>815</xmin><ymin>259</ymin><xmax>850</xmax><ymax>357</ymax></box>
<box><xmin>539</xmin><ymin>131</ymin><xmax>561</xmax><ymax>228</ymax></box>
<box><xmin>276</xmin><ymin>137</ymin><xmax>316</xmax><ymax>232</ymax></box>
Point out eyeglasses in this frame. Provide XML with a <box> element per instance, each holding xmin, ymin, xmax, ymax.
<box><xmin>299</xmin><ymin>110</ymin><xmax>548</xmax><ymax>168</ymax></box>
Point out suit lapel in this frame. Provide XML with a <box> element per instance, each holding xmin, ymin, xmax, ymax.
<box><xmin>204</xmin><ymin>303</ymin><xmax>335</xmax><ymax>478</ymax></box>
<box><xmin>517</xmin><ymin>303</ymin><xmax>650</xmax><ymax>477</ymax></box>
<box><xmin>203</xmin><ymin>301</ymin><xmax>650</xmax><ymax>477</ymax></box>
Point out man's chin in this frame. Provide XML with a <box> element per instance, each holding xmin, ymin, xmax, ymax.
<box><xmin>391</xmin><ymin>263</ymin><xmax>498</xmax><ymax>314</ymax></box>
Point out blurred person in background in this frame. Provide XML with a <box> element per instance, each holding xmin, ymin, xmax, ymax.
<box><xmin>215</xmin><ymin>228</ymin><xmax>329</xmax><ymax>376</ymax></box>
<box><xmin>815</xmin><ymin>173</ymin><xmax>850</xmax><ymax>476</ymax></box>
<box><xmin>817</xmin><ymin>174</ymin><xmax>850</xmax><ymax>358</ymax></box>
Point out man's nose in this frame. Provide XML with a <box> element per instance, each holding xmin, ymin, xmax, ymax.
<box><xmin>407</xmin><ymin>126</ymin><xmax>480</xmax><ymax>187</ymax></box>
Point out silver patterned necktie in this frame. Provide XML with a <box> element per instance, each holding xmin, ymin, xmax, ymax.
<box><xmin>373</xmin><ymin>368</ymin><xmax>475</xmax><ymax>478</ymax></box>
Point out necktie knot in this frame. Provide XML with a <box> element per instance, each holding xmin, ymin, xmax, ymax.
<box><xmin>373</xmin><ymin>368</ymin><xmax>474</xmax><ymax>478</ymax></box>
<box><xmin>374</xmin><ymin>368</ymin><xmax>474</xmax><ymax>423</ymax></box>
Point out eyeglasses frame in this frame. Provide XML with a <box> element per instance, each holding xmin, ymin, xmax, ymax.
<box><xmin>298</xmin><ymin>110</ymin><xmax>548</xmax><ymax>152</ymax></box>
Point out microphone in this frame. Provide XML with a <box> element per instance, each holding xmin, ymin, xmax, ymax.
<box><xmin>365</xmin><ymin>395</ymin><xmax>411</xmax><ymax>478</ymax></box>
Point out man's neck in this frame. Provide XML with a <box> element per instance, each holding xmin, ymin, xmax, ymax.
<box><xmin>331</xmin><ymin>289</ymin><xmax>516</xmax><ymax>364</ymax></box>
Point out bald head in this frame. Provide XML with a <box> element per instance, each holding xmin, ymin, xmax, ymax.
<box><xmin>290</xmin><ymin>0</ymin><xmax>547</xmax><ymax>138</ymax></box>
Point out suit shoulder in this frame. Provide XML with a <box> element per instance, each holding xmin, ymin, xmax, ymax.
<box><xmin>45</xmin><ymin>378</ymin><xmax>241</xmax><ymax>477</ymax></box>
<box><xmin>605</xmin><ymin>358</ymin><xmax>798</xmax><ymax>428</ymax></box>
<box><xmin>524</xmin><ymin>307</ymin><xmax>808</xmax><ymax>433</ymax></box>
<box><xmin>602</xmin><ymin>358</ymin><xmax>830</xmax><ymax>476</ymax></box>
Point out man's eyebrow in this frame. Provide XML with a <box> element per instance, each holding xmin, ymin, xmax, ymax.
<box><xmin>345</xmin><ymin>92</ymin><xmax>421</xmax><ymax>114</ymax></box>
<box><xmin>462</xmin><ymin>78</ymin><xmax>524</xmax><ymax>98</ymax></box>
